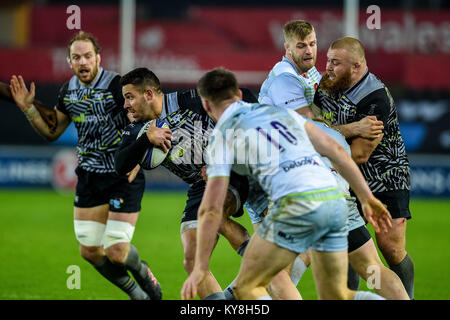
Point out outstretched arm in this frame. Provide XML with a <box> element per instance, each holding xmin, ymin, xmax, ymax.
<box><xmin>7</xmin><ymin>76</ymin><xmax>70</xmax><ymax>141</ymax></box>
<box><xmin>305</xmin><ymin>120</ymin><xmax>392</xmax><ymax>233</ymax></box>
<box><xmin>1</xmin><ymin>81</ymin><xmax>59</xmax><ymax>134</ymax></box>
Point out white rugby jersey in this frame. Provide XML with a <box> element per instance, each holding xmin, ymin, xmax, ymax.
<box><xmin>311</xmin><ymin>120</ymin><xmax>351</xmax><ymax>198</ymax></box>
<box><xmin>206</xmin><ymin>101</ymin><xmax>338</xmax><ymax>202</ymax></box>
<box><xmin>258</xmin><ymin>56</ymin><xmax>321</xmax><ymax>111</ymax></box>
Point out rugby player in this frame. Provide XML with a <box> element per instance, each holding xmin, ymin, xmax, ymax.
<box><xmin>314</xmin><ymin>37</ymin><xmax>414</xmax><ymax>299</ymax></box>
<box><xmin>181</xmin><ymin>68</ymin><xmax>392</xmax><ymax>300</ymax></box>
<box><xmin>9</xmin><ymin>31</ymin><xmax>161</xmax><ymax>300</ymax></box>
<box><xmin>114</xmin><ymin>67</ymin><xmax>256</xmax><ymax>300</ymax></box>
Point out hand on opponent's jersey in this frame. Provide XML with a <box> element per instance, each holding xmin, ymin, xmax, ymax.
<box><xmin>355</xmin><ymin>116</ymin><xmax>384</xmax><ymax>139</ymax></box>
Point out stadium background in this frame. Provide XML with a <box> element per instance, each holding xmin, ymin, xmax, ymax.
<box><xmin>0</xmin><ymin>0</ymin><xmax>449</xmax><ymax>300</ymax></box>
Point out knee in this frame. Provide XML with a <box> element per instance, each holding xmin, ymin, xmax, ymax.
<box><xmin>377</xmin><ymin>240</ymin><xmax>406</xmax><ymax>265</ymax></box>
<box><xmin>79</xmin><ymin>245</ymin><xmax>104</xmax><ymax>264</ymax></box>
<box><xmin>105</xmin><ymin>244</ymin><xmax>128</xmax><ymax>264</ymax></box>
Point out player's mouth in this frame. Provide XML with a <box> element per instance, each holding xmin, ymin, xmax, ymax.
<box><xmin>303</xmin><ymin>57</ymin><xmax>314</xmax><ymax>63</ymax></box>
<box><xmin>79</xmin><ymin>68</ymin><xmax>90</xmax><ymax>77</ymax></box>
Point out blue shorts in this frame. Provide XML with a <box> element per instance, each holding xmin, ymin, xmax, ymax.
<box><xmin>257</xmin><ymin>188</ymin><xmax>348</xmax><ymax>253</ymax></box>
<box><xmin>346</xmin><ymin>197</ymin><xmax>365</xmax><ymax>232</ymax></box>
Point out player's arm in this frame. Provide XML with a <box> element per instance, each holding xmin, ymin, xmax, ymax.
<box><xmin>333</xmin><ymin>116</ymin><xmax>384</xmax><ymax>139</ymax></box>
<box><xmin>0</xmin><ymin>81</ymin><xmax>58</xmax><ymax>133</ymax></box>
<box><xmin>350</xmin><ymin>133</ymin><xmax>383</xmax><ymax>164</ymax></box>
<box><xmin>181</xmin><ymin>176</ymin><xmax>229</xmax><ymax>300</ymax></box>
<box><xmin>304</xmin><ymin>120</ymin><xmax>392</xmax><ymax>233</ymax></box>
<box><xmin>114</xmin><ymin>122</ymin><xmax>172</xmax><ymax>175</ymax></box>
<box><xmin>348</xmin><ymin>89</ymin><xmax>391</xmax><ymax>164</ymax></box>
<box><xmin>9</xmin><ymin>75</ymin><xmax>70</xmax><ymax>141</ymax></box>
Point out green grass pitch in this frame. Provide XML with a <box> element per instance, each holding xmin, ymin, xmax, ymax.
<box><xmin>0</xmin><ymin>190</ymin><xmax>449</xmax><ymax>300</ymax></box>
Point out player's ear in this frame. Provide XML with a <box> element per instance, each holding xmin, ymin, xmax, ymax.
<box><xmin>144</xmin><ymin>88</ymin><xmax>154</xmax><ymax>101</ymax></box>
<box><xmin>67</xmin><ymin>57</ymin><xmax>73</xmax><ymax>70</ymax></box>
<box><xmin>202</xmin><ymin>98</ymin><xmax>212</xmax><ymax>114</ymax></box>
<box><xmin>284</xmin><ymin>41</ymin><xmax>290</xmax><ymax>54</ymax></box>
<box><xmin>238</xmin><ymin>89</ymin><xmax>243</xmax><ymax>100</ymax></box>
<box><xmin>96</xmin><ymin>53</ymin><xmax>101</xmax><ymax>66</ymax></box>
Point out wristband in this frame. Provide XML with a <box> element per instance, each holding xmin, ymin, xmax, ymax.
<box><xmin>23</xmin><ymin>104</ymin><xmax>39</xmax><ymax>121</ymax></box>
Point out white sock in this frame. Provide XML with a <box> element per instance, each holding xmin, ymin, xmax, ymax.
<box><xmin>223</xmin><ymin>279</ymin><xmax>236</xmax><ymax>300</ymax></box>
<box><xmin>353</xmin><ymin>291</ymin><xmax>385</xmax><ymax>300</ymax></box>
<box><xmin>257</xmin><ymin>296</ymin><xmax>272</xmax><ymax>300</ymax></box>
<box><xmin>290</xmin><ymin>256</ymin><xmax>308</xmax><ymax>286</ymax></box>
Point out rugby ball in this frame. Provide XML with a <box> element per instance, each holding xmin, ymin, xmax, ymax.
<box><xmin>137</xmin><ymin>119</ymin><xmax>170</xmax><ymax>169</ymax></box>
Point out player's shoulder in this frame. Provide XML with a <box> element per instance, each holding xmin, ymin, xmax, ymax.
<box><xmin>58</xmin><ymin>81</ymin><xmax>70</xmax><ymax>96</ymax></box>
<box><xmin>176</xmin><ymin>89</ymin><xmax>201</xmax><ymax>104</ymax></box>
<box><xmin>123</xmin><ymin>121</ymin><xmax>146</xmax><ymax>136</ymax></box>
<box><xmin>346</xmin><ymin>71</ymin><xmax>386</xmax><ymax>105</ymax></box>
<box><xmin>174</xmin><ymin>89</ymin><xmax>205</xmax><ymax>114</ymax></box>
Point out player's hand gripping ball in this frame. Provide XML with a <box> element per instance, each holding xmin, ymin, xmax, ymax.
<box><xmin>137</xmin><ymin>119</ymin><xmax>170</xmax><ymax>169</ymax></box>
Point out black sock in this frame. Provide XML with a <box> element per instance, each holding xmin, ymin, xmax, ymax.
<box><xmin>93</xmin><ymin>256</ymin><xmax>148</xmax><ymax>300</ymax></box>
<box><xmin>347</xmin><ymin>264</ymin><xmax>360</xmax><ymax>290</ymax></box>
<box><xmin>390</xmin><ymin>253</ymin><xmax>414</xmax><ymax>299</ymax></box>
<box><xmin>125</xmin><ymin>244</ymin><xmax>148</xmax><ymax>283</ymax></box>
<box><xmin>237</xmin><ymin>239</ymin><xmax>249</xmax><ymax>257</ymax></box>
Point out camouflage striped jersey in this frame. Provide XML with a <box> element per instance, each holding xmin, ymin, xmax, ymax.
<box><xmin>314</xmin><ymin>70</ymin><xmax>410</xmax><ymax>192</ymax></box>
<box><xmin>56</xmin><ymin>68</ymin><xmax>128</xmax><ymax>173</ymax></box>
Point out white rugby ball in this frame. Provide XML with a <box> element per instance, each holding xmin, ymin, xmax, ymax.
<box><xmin>137</xmin><ymin>119</ymin><xmax>170</xmax><ymax>169</ymax></box>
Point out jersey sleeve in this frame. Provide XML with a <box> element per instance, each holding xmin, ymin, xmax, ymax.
<box><xmin>267</xmin><ymin>73</ymin><xmax>310</xmax><ymax>111</ymax></box>
<box><xmin>114</xmin><ymin>123</ymin><xmax>151</xmax><ymax>175</ymax></box>
<box><xmin>355</xmin><ymin>87</ymin><xmax>391</xmax><ymax>127</ymax></box>
<box><xmin>55</xmin><ymin>82</ymin><xmax>69</xmax><ymax>116</ymax></box>
<box><xmin>176</xmin><ymin>89</ymin><xmax>206</xmax><ymax>115</ymax></box>
<box><xmin>108</xmin><ymin>75</ymin><xmax>125</xmax><ymax>110</ymax></box>
<box><xmin>206</xmin><ymin>128</ymin><xmax>233</xmax><ymax>178</ymax></box>
<box><xmin>241</xmin><ymin>88</ymin><xmax>258</xmax><ymax>103</ymax></box>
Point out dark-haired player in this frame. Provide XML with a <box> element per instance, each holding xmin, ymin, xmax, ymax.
<box><xmin>115</xmin><ymin>67</ymin><xmax>257</xmax><ymax>300</ymax></box>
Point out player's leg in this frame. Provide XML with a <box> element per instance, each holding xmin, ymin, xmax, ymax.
<box><xmin>233</xmin><ymin>233</ymin><xmax>297</xmax><ymax>300</ymax></box>
<box><xmin>104</xmin><ymin>170</ymin><xmax>161</xmax><ymax>300</ymax></box>
<box><xmin>74</xmin><ymin>206</ymin><xmax>148</xmax><ymax>300</ymax></box>
<box><xmin>310</xmin><ymin>249</ymin><xmax>354</xmax><ymax>299</ymax></box>
<box><xmin>373</xmin><ymin>190</ymin><xmax>414</xmax><ymax>299</ymax></box>
<box><xmin>309</xmin><ymin>204</ymin><xmax>384</xmax><ymax>300</ymax></box>
<box><xmin>266</xmin><ymin>261</ymin><xmax>302</xmax><ymax>300</ymax></box>
<box><xmin>74</xmin><ymin>204</ymin><xmax>108</xmax><ymax>264</ymax></box>
<box><xmin>375</xmin><ymin>218</ymin><xmax>413</xmax><ymax>298</ymax></box>
<box><xmin>219</xmin><ymin>186</ymin><xmax>251</xmax><ymax>251</ymax></box>
<box><xmin>181</xmin><ymin>226</ymin><xmax>223</xmax><ymax>299</ymax></box>
<box><xmin>180</xmin><ymin>181</ymin><xmax>225</xmax><ymax>300</ymax></box>
<box><xmin>348</xmin><ymin>235</ymin><xmax>409</xmax><ymax>300</ymax></box>
<box><xmin>223</xmin><ymin>189</ymin><xmax>267</xmax><ymax>300</ymax></box>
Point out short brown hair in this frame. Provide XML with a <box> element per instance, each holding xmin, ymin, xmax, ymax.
<box><xmin>330</xmin><ymin>37</ymin><xmax>366</xmax><ymax>64</ymax></box>
<box><xmin>283</xmin><ymin>20</ymin><xmax>315</xmax><ymax>42</ymax></box>
<box><xmin>197</xmin><ymin>68</ymin><xmax>239</xmax><ymax>104</ymax></box>
<box><xmin>67</xmin><ymin>31</ymin><xmax>101</xmax><ymax>57</ymax></box>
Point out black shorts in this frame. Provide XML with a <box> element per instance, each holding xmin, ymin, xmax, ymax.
<box><xmin>181</xmin><ymin>172</ymin><xmax>249</xmax><ymax>224</ymax></box>
<box><xmin>74</xmin><ymin>166</ymin><xmax>145</xmax><ymax>213</ymax></box>
<box><xmin>354</xmin><ymin>189</ymin><xmax>412</xmax><ymax>220</ymax></box>
<box><xmin>348</xmin><ymin>225</ymin><xmax>372</xmax><ymax>253</ymax></box>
